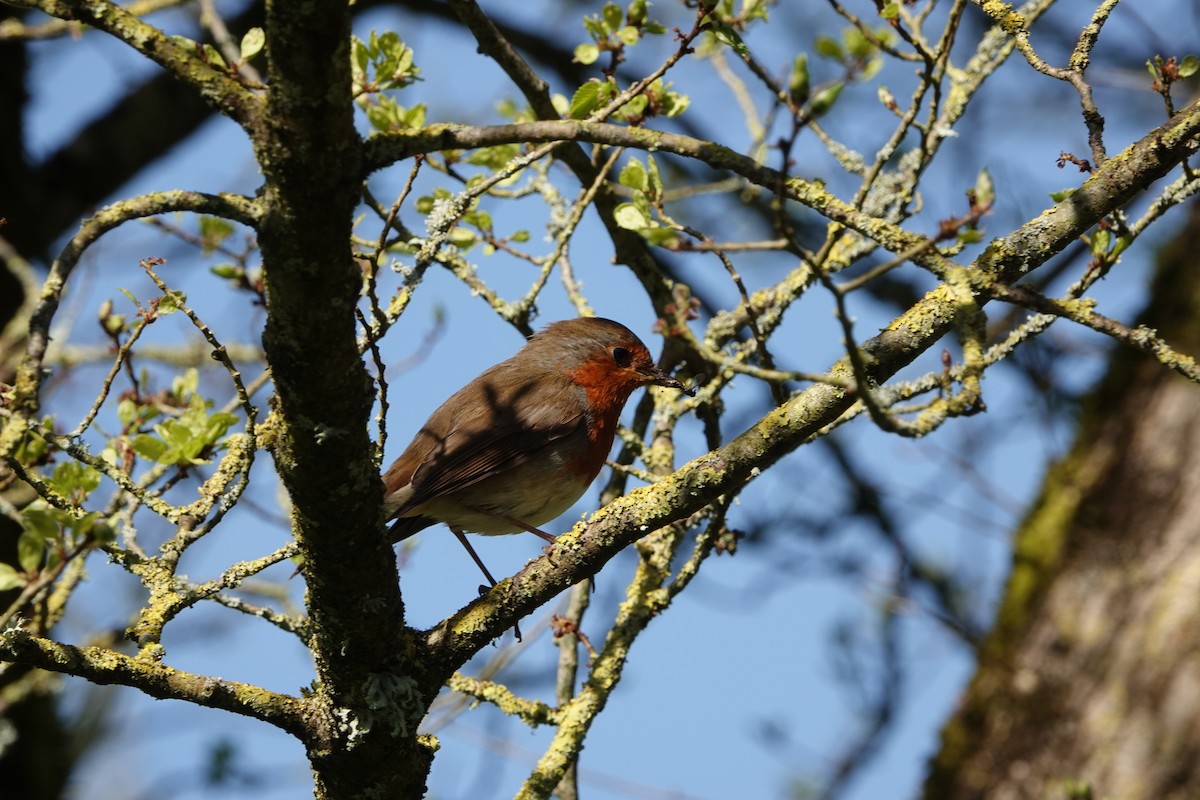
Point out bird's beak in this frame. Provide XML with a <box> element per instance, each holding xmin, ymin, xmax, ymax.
<box><xmin>642</xmin><ymin>365</ymin><xmax>695</xmax><ymax>396</ymax></box>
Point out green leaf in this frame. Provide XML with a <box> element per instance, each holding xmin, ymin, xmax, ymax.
<box><xmin>1110</xmin><ymin>234</ymin><xmax>1132</xmax><ymax>260</ymax></box>
<box><xmin>365</xmin><ymin>104</ymin><xmax>393</xmax><ymax>131</ymax></box>
<box><xmin>574</xmin><ymin>43</ymin><xmax>600</xmax><ymax>65</ymax></box>
<box><xmin>619</xmin><ymin>158</ymin><xmax>648</xmax><ymax>192</ymax></box>
<box><xmin>448</xmin><ymin>227</ymin><xmax>476</xmax><ymax>248</ymax></box>
<box><xmin>569</xmin><ymin>80</ymin><xmax>604</xmax><ymax>119</ymax></box>
<box><xmin>210</xmin><ymin>263</ymin><xmax>241</xmax><ymax>280</ymax></box>
<box><xmin>614</xmin><ymin>203</ymin><xmax>651</xmax><ymax>230</ymax></box>
<box><xmin>157</xmin><ymin>291</ymin><xmax>185</xmax><ymax>315</ymax></box>
<box><xmin>353</xmin><ymin>37</ymin><xmax>370</xmax><ymax>75</ymax></box>
<box><xmin>204</xmin><ymin>412</ymin><xmax>238</xmax><ymax>442</ymax></box>
<box><xmin>617</xmin><ymin>25</ymin><xmax>640</xmax><ymax>46</ymax></box>
<box><xmin>710</xmin><ymin>24</ymin><xmax>749</xmax><ymax>57</ymax></box>
<box><xmin>642</xmin><ymin>227</ymin><xmax>681</xmax><ymax>247</ymax></box>
<box><xmin>814</xmin><ymin>35</ymin><xmax>843</xmax><ymax>61</ymax></box>
<box><xmin>645</xmin><ymin>154</ymin><xmax>663</xmax><ymax>199</ymax></box>
<box><xmin>68</xmin><ymin>511</ymin><xmax>102</xmax><ymax>540</ymax></box>
<box><xmin>198</xmin><ymin>216</ymin><xmax>234</xmax><ymax>254</ymax></box>
<box><xmin>239</xmin><ymin>27</ymin><xmax>265</xmax><ymax>61</ymax></box>
<box><xmin>510</xmin><ymin>230</ymin><xmax>531</xmax><ymax>243</ymax></box>
<box><xmin>880</xmin><ymin>2</ymin><xmax>899</xmax><ymax>19</ymax></box>
<box><xmin>14</xmin><ymin>425</ymin><xmax>50</xmax><ymax>465</ymax></box>
<box><xmin>660</xmin><ymin>91</ymin><xmax>690</xmax><ymax>118</ymax></box>
<box><xmin>1091</xmin><ymin>228</ymin><xmax>1111</xmax><ymax>255</ymax></box>
<box><xmin>615</xmin><ymin>94</ymin><xmax>648</xmax><ymax>122</ymax></box>
<box><xmin>132</xmin><ymin>434</ymin><xmax>170</xmax><ymax>463</ymax></box>
<box><xmin>91</xmin><ymin>518</ymin><xmax>117</xmax><ymax>546</ymax></box>
<box><xmin>843</xmin><ymin>28</ymin><xmax>872</xmax><ymax>60</ymax></box>
<box><xmin>808</xmin><ymin>82</ymin><xmax>844</xmax><ymax>117</ymax></box>
<box><xmin>50</xmin><ymin>460</ymin><xmax>100</xmax><ymax>497</ymax></box>
<box><xmin>1179</xmin><ymin>54</ymin><xmax>1200</xmax><ymax>78</ymax></box>
<box><xmin>172</xmin><ymin>368</ymin><xmax>200</xmax><ymax>399</ymax></box>
<box><xmin>789</xmin><ymin>54</ymin><xmax>810</xmax><ymax>105</ymax></box>
<box><xmin>0</xmin><ymin>563</ymin><xmax>23</xmax><ymax>591</ymax></box>
<box><xmin>162</xmin><ymin>420</ymin><xmax>194</xmax><ymax>449</ymax></box>
<box><xmin>20</xmin><ymin>505</ymin><xmax>58</xmax><ymax>542</ymax></box>
<box><xmin>202</xmin><ymin>44</ymin><xmax>227</xmax><ymax>70</ymax></box>
<box><xmin>602</xmin><ymin>2</ymin><xmax>623</xmax><ymax>31</ymax></box>
<box><xmin>957</xmin><ymin>229</ymin><xmax>982</xmax><ymax>244</ymax></box>
<box><xmin>376</xmin><ymin>31</ymin><xmax>402</xmax><ymax>68</ymax></box>
<box><xmin>1049</xmin><ymin>188</ymin><xmax>1076</xmax><ymax>202</ymax></box>
<box><xmin>401</xmin><ymin>103</ymin><xmax>426</xmax><ymax>129</ymax></box>
<box><xmin>583</xmin><ymin>15</ymin><xmax>608</xmax><ymax>40</ymax></box>
<box><xmin>463</xmin><ymin>209</ymin><xmax>492</xmax><ymax>231</ymax></box>
<box><xmin>741</xmin><ymin>0</ymin><xmax>768</xmax><ymax>22</ymax></box>
<box><xmin>171</xmin><ymin>35</ymin><xmax>198</xmax><ymax>54</ymax></box>
<box><xmin>117</xmin><ymin>398</ymin><xmax>139</xmax><ymax>427</ymax></box>
<box><xmin>628</xmin><ymin>0</ymin><xmax>647</xmax><ymax>25</ymax></box>
<box><xmin>18</xmin><ymin>528</ymin><xmax>45</xmax><ymax>573</ymax></box>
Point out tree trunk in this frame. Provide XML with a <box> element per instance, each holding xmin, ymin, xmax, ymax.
<box><xmin>924</xmin><ymin>201</ymin><xmax>1200</xmax><ymax>800</ymax></box>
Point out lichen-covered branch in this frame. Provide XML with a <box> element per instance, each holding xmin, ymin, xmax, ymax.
<box><xmin>364</xmin><ymin>96</ymin><xmax>1200</xmax><ymax>273</ymax></box>
<box><xmin>0</xmin><ymin>628</ymin><xmax>314</xmax><ymax>740</ymax></box>
<box><xmin>423</xmin><ymin>97</ymin><xmax>1200</xmax><ymax>661</ymax></box>
<box><xmin>8</xmin><ymin>0</ymin><xmax>260</xmax><ymax>125</ymax></box>
<box><xmin>0</xmin><ymin>190</ymin><xmax>259</xmax><ymax>456</ymax></box>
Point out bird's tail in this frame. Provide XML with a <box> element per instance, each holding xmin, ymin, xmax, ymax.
<box><xmin>388</xmin><ymin>515</ymin><xmax>437</xmax><ymax>543</ymax></box>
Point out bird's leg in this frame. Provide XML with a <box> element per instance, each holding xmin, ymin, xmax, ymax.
<box><xmin>451</xmin><ymin>526</ymin><xmax>521</xmax><ymax>641</ymax></box>
<box><xmin>470</xmin><ymin>507</ymin><xmax>557</xmax><ymax>545</ymax></box>
<box><xmin>468</xmin><ymin>507</ymin><xmax>559</xmax><ymax>565</ymax></box>
<box><xmin>451</xmin><ymin>526</ymin><xmax>500</xmax><ymax>588</ymax></box>
<box><xmin>466</xmin><ymin>508</ymin><xmax>591</xmax><ymax>589</ymax></box>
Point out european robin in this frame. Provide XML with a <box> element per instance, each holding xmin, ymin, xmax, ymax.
<box><xmin>383</xmin><ymin>317</ymin><xmax>687</xmax><ymax>586</ymax></box>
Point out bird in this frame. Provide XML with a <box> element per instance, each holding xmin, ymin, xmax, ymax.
<box><xmin>382</xmin><ymin>317</ymin><xmax>687</xmax><ymax>588</ymax></box>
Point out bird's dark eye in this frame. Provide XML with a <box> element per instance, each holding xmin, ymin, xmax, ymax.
<box><xmin>611</xmin><ymin>346</ymin><xmax>632</xmax><ymax>366</ymax></box>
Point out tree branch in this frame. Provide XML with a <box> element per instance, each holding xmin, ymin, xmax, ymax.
<box><xmin>0</xmin><ymin>191</ymin><xmax>259</xmax><ymax>450</ymax></box>
<box><xmin>364</xmin><ymin>95</ymin><xmax>1200</xmax><ymax>273</ymax></box>
<box><xmin>0</xmin><ymin>628</ymin><xmax>314</xmax><ymax>740</ymax></box>
<box><xmin>11</xmin><ymin>0</ymin><xmax>260</xmax><ymax>126</ymax></box>
<box><xmin>253</xmin><ymin>1</ymin><xmax>426</xmax><ymax>795</ymax></box>
<box><xmin>422</xmin><ymin>97</ymin><xmax>1200</xmax><ymax>664</ymax></box>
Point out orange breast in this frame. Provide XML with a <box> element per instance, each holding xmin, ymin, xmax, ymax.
<box><xmin>567</xmin><ymin>360</ymin><xmax>642</xmax><ymax>481</ymax></box>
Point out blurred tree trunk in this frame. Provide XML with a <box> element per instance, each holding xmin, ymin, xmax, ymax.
<box><xmin>2</xmin><ymin>13</ymin><xmax>66</xmax><ymax>796</ymax></box>
<box><xmin>924</xmin><ymin>200</ymin><xmax>1200</xmax><ymax>800</ymax></box>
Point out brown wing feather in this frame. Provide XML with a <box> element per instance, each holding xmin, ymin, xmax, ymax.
<box><xmin>384</xmin><ymin>361</ymin><xmax>587</xmax><ymax>518</ymax></box>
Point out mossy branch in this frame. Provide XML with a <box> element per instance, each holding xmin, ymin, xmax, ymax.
<box><xmin>0</xmin><ymin>191</ymin><xmax>259</xmax><ymax>460</ymax></box>
<box><xmin>364</xmin><ymin>96</ymin><xmax>1200</xmax><ymax>276</ymax></box>
<box><xmin>0</xmin><ymin>628</ymin><xmax>315</xmax><ymax>740</ymax></box>
<box><xmin>10</xmin><ymin>0</ymin><xmax>261</xmax><ymax>125</ymax></box>
<box><xmin>422</xmin><ymin>98</ymin><xmax>1200</xmax><ymax>661</ymax></box>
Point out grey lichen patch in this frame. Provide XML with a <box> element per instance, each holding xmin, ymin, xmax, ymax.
<box><xmin>333</xmin><ymin>673</ymin><xmax>424</xmax><ymax>749</ymax></box>
<box><xmin>363</xmin><ymin>672</ymin><xmax>424</xmax><ymax>737</ymax></box>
